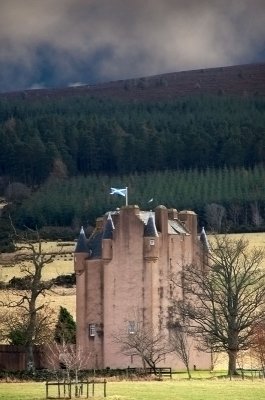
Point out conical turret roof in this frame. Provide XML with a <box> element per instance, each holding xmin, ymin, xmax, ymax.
<box><xmin>144</xmin><ymin>213</ymin><xmax>158</xmax><ymax>237</ymax></box>
<box><xmin>200</xmin><ymin>227</ymin><xmax>210</xmax><ymax>251</ymax></box>
<box><xmin>74</xmin><ymin>226</ymin><xmax>89</xmax><ymax>253</ymax></box>
<box><xmin>103</xmin><ymin>213</ymin><xmax>115</xmax><ymax>239</ymax></box>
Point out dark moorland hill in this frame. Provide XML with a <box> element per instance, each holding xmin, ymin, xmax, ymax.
<box><xmin>1</xmin><ymin>62</ymin><xmax>265</xmax><ymax>102</ymax></box>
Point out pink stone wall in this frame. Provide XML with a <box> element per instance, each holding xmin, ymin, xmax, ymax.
<box><xmin>75</xmin><ymin>205</ymin><xmax>211</xmax><ymax>370</ymax></box>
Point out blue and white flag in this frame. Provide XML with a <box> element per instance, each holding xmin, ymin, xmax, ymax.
<box><xmin>110</xmin><ymin>187</ymin><xmax>127</xmax><ymax>197</ymax></box>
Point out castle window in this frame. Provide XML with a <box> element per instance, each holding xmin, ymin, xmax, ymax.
<box><xmin>150</xmin><ymin>239</ymin><xmax>155</xmax><ymax>246</ymax></box>
<box><xmin>89</xmin><ymin>324</ymin><xmax>96</xmax><ymax>337</ymax></box>
<box><xmin>128</xmin><ymin>321</ymin><xmax>136</xmax><ymax>334</ymax></box>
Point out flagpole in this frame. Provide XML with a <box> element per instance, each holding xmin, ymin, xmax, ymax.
<box><xmin>110</xmin><ymin>187</ymin><xmax>128</xmax><ymax>205</ymax></box>
<box><xmin>125</xmin><ymin>187</ymin><xmax>128</xmax><ymax>206</ymax></box>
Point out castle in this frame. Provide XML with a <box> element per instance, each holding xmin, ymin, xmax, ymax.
<box><xmin>74</xmin><ymin>204</ymin><xmax>211</xmax><ymax>369</ymax></box>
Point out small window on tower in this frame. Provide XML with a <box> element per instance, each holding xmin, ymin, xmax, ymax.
<box><xmin>128</xmin><ymin>321</ymin><xmax>136</xmax><ymax>334</ymax></box>
<box><xmin>89</xmin><ymin>324</ymin><xmax>96</xmax><ymax>337</ymax></box>
<box><xmin>150</xmin><ymin>239</ymin><xmax>155</xmax><ymax>246</ymax></box>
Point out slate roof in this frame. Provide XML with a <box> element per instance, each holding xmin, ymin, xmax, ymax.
<box><xmin>200</xmin><ymin>227</ymin><xmax>210</xmax><ymax>251</ymax></box>
<box><xmin>75</xmin><ymin>227</ymin><xmax>89</xmax><ymax>253</ymax></box>
<box><xmin>144</xmin><ymin>213</ymin><xmax>158</xmax><ymax>237</ymax></box>
<box><xmin>139</xmin><ymin>210</ymin><xmax>188</xmax><ymax>235</ymax></box>
<box><xmin>102</xmin><ymin>213</ymin><xmax>115</xmax><ymax>239</ymax></box>
<box><xmin>168</xmin><ymin>220</ymin><xmax>189</xmax><ymax>235</ymax></box>
<box><xmin>87</xmin><ymin>231</ymin><xmax>103</xmax><ymax>259</ymax></box>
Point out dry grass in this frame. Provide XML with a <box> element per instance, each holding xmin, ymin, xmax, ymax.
<box><xmin>0</xmin><ymin>259</ymin><xmax>74</xmax><ymax>282</ymax></box>
<box><xmin>209</xmin><ymin>232</ymin><xmax>265</xmax><ymax>268</ymax></box>
<box><xmin>46</xmin><ymin>287</ymin><xmax>76</xmax><ymax>318</ymax></box>
<box><xmin>224</xmin><ymin>232</ymin><xmax>265</xmax><ymax>249</ymax></box>
<box><xmin>0</xmin><ymin>241</ymin><xmax>76</xmax><ymax>320</ymax></box>
<box><xmin>0</xmin><ymin>241</ymin><xmax>75</xmax><ymax>282</ymax></box>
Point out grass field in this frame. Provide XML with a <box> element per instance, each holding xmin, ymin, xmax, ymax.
<box><xmin>219</xmin><ymin>232</ymin><xmax>265</xmax><ymax>252</ymax></box>
<box><xmin>0</xmin><ymin>241</ymin><xmax>75</xmax><ymax>282</ymax></box>
<box><xmin>1</xmin><ymin>378</ymin><xmax>265</xmax><ymax>400</ymax></box>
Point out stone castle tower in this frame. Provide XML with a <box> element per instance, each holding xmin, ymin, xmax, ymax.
<box><xmin>74</xmin><ymin>204</ymin><xmax>210</xmax><ymax>369</ymax></box>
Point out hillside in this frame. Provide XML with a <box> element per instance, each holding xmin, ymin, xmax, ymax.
<box><xmin>0</xmin><ymin>62</ymin><xmax>265</xmax><ymax>234</ymax></box>
<box><xmin>1</xmin><ymin>62</ymin><xmax>265</xmax><ymax>102</ymax></box>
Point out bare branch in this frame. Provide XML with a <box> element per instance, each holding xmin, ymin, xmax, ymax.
<box><xmin>171</xmin><ymin>235</ymin><xmax>265</xmax><ymax>376</ymax></box>
<box><xmin>113</xmin><ymin>314</ymin><xmax>173</xmax><ymax>373</ymax></box>
<box><xmin>2</xmin><ymin>220</ymin><xmax>63</xmax><ymax>371</ymax></box>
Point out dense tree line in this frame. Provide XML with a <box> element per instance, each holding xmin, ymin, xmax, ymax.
<box><xmin>7</xmin><ymin>165</ymin><xmax>265</xmax><ymax>233</ymax></box>
<box><xmin>0</xmin><ymin>95</ymin><xmax>265</xmax><ymax>186</ymax></box>
<box><xmin>0</xmin><ymin>94</ymin><xmax>265</xmax><ymax>237</ymax></box>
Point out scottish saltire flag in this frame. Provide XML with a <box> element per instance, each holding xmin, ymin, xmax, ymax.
<box><xmin>110</xmin><ymin>187</ymin><xmax>127</xmax><ymax>197</ymax></box>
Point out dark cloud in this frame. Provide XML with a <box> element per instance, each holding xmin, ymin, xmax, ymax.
<box><xmin>0</xmin><ymin>0</ymin><xmax>264</xmax><ymax>91</ymax></box>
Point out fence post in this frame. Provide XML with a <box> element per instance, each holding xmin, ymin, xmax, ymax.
<box><xmin>69</xmin><ymin>380</ymin><xmax>72</xmax><ymax>399</ymax></box>
<box><xmin>104</xmin><ymin>379</ymin><xmax>107</xmax><ymax>398</ymax></box>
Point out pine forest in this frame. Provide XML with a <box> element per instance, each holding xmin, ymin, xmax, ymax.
<box><xmin>0</xmin><ymin>93</ymin><xmax>265</xmax><ymax>243</ymax></box>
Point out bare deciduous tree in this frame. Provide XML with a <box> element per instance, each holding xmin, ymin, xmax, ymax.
<box><xmin>250</xmin><ymin>201</ymin><xmax>263</xmax><ymax>227</ymax></box>
<box><xmin>113</xmin><ymin>317</ymin><xmax>172</xmax><ymax>374</ymax></box>
<box><xmin>205</xmin><ymin>203</ymin><xmax>226</xmax><ymax>232</ymax></box>
<box><xmin>168</xmin><ymin>319</ymin><xmax>192</xmax><ymax>378</ymax></box>
<box><xmin>47</xmin><ymin>342</ymin><xmax>91</xmax><ymax>397</ymax></box>
<box><xmin>249</xmin><ymin>321</ymin><xmax>265</xmax><ymax>373</ymax></box>
<box><xmin>168</xmin><ymin>302</ymin><xmax>193</xmax><ymax>378</ymax></box>
<box><xmin>1</xmin><ymin>223</ymin><xmax>59</xmax><ymax>370</ymax></box>
<box><xmin>171</xmin><ymin>235</ymin><xmax>265</xmax><ymax>376</ymax></box>
<box><xmin>3</xmin><ymin>305</ymin><xmax>56</xmax><ymax>345</ymax></box>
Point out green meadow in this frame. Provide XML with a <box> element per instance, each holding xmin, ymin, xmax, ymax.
<box><xmin>1</xmin><ymin>377</ymin><xmax>265</xmax><ymax>400</ymax></box>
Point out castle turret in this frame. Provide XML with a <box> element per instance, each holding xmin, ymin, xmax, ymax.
<box><xmin>102</xmin><ymin>213</ymin><xmax>114</xmax><ymax>261</ymax></box>
<box><xmin>155</xmin><ymin>205</ymin><xmax>168</xmax><ymax>234</ymax></box>
<box><xmin>143</xmin><ymin>213</ymin><xmax>159</xmax><ymax>261</ymax></box>
<box><xmin>74</xmin><ymin>227</ymin><xmax>89</xmax><ymax>274</ymax></box>
<box><xmin>168</xmin><ymin>208</ymin><xmax>178</xmax><ymax>220</ymax></box>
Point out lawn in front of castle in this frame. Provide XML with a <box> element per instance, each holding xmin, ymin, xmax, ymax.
<box><xmin>1</xmin><ymin>375</ymin><xmax>265</xmax><ymax>400</ymax></box>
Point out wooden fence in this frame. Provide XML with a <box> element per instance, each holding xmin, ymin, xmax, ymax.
<box><xmin>127</xmin><ymin>366</ymin><xmax>172</xmax><ymax>378</ymax></box>
<box><xmin>45</xmin><ymin>379</ymin><xmax>107</xmax><ymax>399</ymax></box>
<box><xmin>0</xmin><ymin>345</ymin><xmax>45</xmax><ymax>370</ymax></box>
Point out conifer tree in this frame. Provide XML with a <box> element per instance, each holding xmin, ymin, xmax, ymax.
<box><xmin>54</xmin><ymin>306</ymin><xmax>76</xmax><ymax>344</ymax></box>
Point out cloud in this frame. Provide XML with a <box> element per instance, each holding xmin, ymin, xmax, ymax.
<box><xmin>0</xmin><ymin>0</ymin><xmax>264</xmax><ymax>91</ymax></box>
<box><xmin>68</xmin><ymin>82</ymin><xmax>87</xmax><ymax>88</ymax></box>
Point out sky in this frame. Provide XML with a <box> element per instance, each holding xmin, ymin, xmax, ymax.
<box><xmin>0</xmin><ymin>0</ymin><xmax>264</xmax><ymax>92</ymax></box>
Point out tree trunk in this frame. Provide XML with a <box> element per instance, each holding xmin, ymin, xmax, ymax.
<box><xmin>25</xmin><ymin>342</ymin><xmax>34</xmax><ymax>371</ymax></box>
<box><xmin>25</xmin><ymin>298</ymin><xmax>37</xmax><ymax>371</ymax></box>
<box><xmin>186</xmin><ymin>364</ymin><xmax>191</xmax><ymax>379</ymax></box>
<box><xmin>228</xmin><ymin>350</ymin><xmax>238</xmax><ymax>376</ymax></box>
